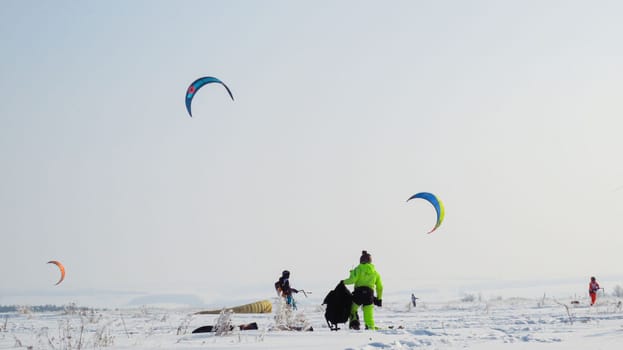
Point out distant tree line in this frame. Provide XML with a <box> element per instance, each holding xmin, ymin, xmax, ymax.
<box><xmin>0</xmin><ymin>304</ymin><xmax>97</xmax><ymax>313</ymax></box>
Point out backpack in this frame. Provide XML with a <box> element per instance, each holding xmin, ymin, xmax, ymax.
<box><xmin>274</xmin><ymin>280</ymin><xmax>282</xmax><ymax>294</ymax></box>
<box><xmin>322</xmin><ymin>281</ymin><xmax>353</xmax><ymax>331</ymax></box>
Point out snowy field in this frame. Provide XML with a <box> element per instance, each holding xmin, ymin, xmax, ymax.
<box><xmin>2</xmin><ymin>295</ymin><xmax>622</xmax><ymax>350</ymax></box>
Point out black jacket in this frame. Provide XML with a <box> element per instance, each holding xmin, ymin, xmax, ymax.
<box><xmin>275</xmin><ymin>277</ymin><xmax>298</xmax><ymax>296</ymax></box>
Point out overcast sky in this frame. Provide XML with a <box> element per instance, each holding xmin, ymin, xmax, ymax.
<box><xmin>2</xmin><ymin>0</ymin><xmax>622</xmax><ymax>303</ymax></box>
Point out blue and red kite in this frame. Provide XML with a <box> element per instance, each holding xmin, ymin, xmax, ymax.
<box><xmin>185</xmin><ymin>76</ymin><xmax>234</xmax><ymax>117</ymax></box>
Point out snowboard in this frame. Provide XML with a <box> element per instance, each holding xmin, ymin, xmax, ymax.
<box><xmin>191</xmin><ymin>322</ymin><xmax>259</xmax><ymax>333</ymax></box>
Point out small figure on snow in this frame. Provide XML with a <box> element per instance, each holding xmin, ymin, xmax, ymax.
<box><xmin>343</xmin><ymin>250</ymin><xmax>383</xmax><ymax>330</ymax></box>
<box><xmin>411</xmin><ymin>293</ymin><xmax>419</xmax><ymax>307</ymax></box>
<box><xmin>275</xmin><ymin>270</ymin><xmax>299</xmax><ymax>309</ymax></box>
<box><xmin>589</xmin><ymin>276</ymin><xmax>601</xmax><ymax>306</ymax></box>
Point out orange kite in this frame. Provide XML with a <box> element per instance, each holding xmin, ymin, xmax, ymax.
<box><xmin>47</xmin><ymin>260</ymin><xmax>65</xmax><ymax>285</ymax></box>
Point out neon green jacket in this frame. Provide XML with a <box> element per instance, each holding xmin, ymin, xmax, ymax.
<box><xmin>343</xmin><ymin>263</ymin><xmax>383</xmax><ymax>299</ymax></box>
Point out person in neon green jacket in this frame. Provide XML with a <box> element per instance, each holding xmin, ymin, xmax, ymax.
<box><xmin>342</xmin><ymin>250</ymin><xmax>383</xmax><ymax>330</ymax></box>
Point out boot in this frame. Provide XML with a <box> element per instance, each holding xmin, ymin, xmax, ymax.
<box><xmin>349</xmin><ymin>319</ymin><xmax>360</xmax><ymax>330</ymax></box>
<box><xmin>349</xmin><ymin>311</ymin><xmax>360</xmax><ymax>330</ymax></box>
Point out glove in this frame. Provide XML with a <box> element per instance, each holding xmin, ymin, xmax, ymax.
<box><xmin>374</xmin><ymin>298</ymin><xmax>382</xmax><ymax>307</ymax></box>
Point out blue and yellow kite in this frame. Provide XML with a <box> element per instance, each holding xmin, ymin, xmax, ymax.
<box><xmin>407</xmin><ymin>192</ymin><xmax>445</xmax><ymax>233</ymax></box>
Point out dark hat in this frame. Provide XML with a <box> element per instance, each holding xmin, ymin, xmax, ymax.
<box><xmin>360</xmin><ymin>250</ymin><xmax>371</xmax><ymax>264</ymax></box>
<box><xmin>282</xmin><ymin>270</ymin><xmax>290</xmax><ymax>278</ymax></box>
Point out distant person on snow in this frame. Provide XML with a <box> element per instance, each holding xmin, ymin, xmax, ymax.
<box><xmin>589</xmin><ymin>276</ymin><xmax>601</xmax><ymax>306</ymax></box>
<box><xmin>275</xmin><ymin>270</ymin><xmax>299</xmax><ymax>309</ymax></box>
<box><xmin>411</xmin><ymin>293</ymin><xmax>418</xmax><ymax>307</ymax></box>
<box><xmin>343</xmin><ymin>250</ymin><xmax>383</xmax><ymax>330</ymax></box>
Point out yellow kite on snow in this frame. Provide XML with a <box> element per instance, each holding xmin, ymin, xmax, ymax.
<box><xmin>195</xmin><ymin>300</ymin><xmax>272</xmax><ymax>314</ymax></box>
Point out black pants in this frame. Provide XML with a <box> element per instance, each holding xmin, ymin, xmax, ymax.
<box><xmin>352</xmin><ymin>286</ymin><xmax>374</xmax><ymax>306</ymax></box>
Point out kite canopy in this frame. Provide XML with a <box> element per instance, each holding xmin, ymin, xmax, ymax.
<box><xmin>407</xmin><ymin>192</ymin><xmax>445</xmax><ymax>233</ymax></box>
<box><xmin>194</xmin><ymin>300</ymin><xmax>272</xmax><ymax>314</ymax></box>
<box><xmin>47</xmin><ymin>260</ymin><xmax>65</xmax><ymax>285</ymax></box>
<box><xmin>185</xmin><ymin>76</ymin><xmax>234</xmax><ymax>117</ymax></box>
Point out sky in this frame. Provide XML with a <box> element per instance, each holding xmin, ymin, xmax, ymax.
<box><xmin>1</xmin><ymin>0</ymin><xmax>623</xmax><ymax>305</ymax></box>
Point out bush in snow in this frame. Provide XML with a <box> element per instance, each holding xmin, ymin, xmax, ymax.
<box><xmin>461</xmin><ymin>294</ymin><xmax>476</xmax><ymax>302</ymax></box>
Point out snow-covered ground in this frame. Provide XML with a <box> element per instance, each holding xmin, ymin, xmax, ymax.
<box><xmin>2</xmin><ymin>294</ymin><xmax>622</xmax><ymax>349</ymax></box>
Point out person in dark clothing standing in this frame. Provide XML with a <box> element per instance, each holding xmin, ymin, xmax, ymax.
<box><xmin>275</xmin><ymin>270</ymin><xmax>299</xmax><ymax>309</ymax></box>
